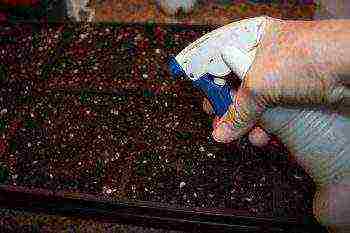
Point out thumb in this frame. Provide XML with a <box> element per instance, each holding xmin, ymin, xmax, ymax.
<box><xmin>212</xmin><ymin>87</ymin><xmax>263</xmax><ymax>143</ymax></box>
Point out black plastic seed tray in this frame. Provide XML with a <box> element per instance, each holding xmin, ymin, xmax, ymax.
<box><xmin>0</xmin><ymin>20</ymin><xmax>328</xmax><ymax>232</ymax></box>
<box><xmin>0</xmin><ymin>185</ymin><xmax>327</xmax><ymax>233</ymax></box>
<box><xmin>0</xmin><ymin>86</ymin><xmax>327</xmax><ymax>233</ymax></box>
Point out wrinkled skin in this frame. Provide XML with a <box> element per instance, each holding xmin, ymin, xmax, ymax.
<box><xmin>201</xmin><ymin>18</ymin><xmax>350</xmax><ymax>232</ymax></box>
<box><xmin>214</xmin><ymin>18</ymin><xmax>350</xmax><ymax>142</ymax></box>
<box><xmin>162</xmin><ymin>2</ymin><xmax>350</xmax><ymax>231</ymax></box>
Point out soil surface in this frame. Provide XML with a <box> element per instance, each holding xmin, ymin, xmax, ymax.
<box><xmin>0</xmin><ymin>4</ymin><xmax>318</xmax><ymax>231</ymax></box>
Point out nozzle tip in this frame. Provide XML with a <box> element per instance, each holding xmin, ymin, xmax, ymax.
<box><xmin>168</xmin><ymin>56</ymin><xmax>186</xmax><ymax>79</ymax></box>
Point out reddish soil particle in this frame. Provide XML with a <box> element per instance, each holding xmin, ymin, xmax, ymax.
<box><xmin>0</xmin><ymin>139</ymin><xmax>7</xmax><ymax>156</ymax></box>
<box><xmin>8</xmin><ymin>119</ymin><xmax>23</xmax><ymax>137</ymax></box>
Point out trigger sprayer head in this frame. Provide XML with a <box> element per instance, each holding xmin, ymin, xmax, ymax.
<box><xmin>168</xmin><ymin>56</ymin><xmax>186</xmax><ymax>80</ymax></box>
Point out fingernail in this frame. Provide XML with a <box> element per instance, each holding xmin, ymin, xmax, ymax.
<box><xmin>248</xmin><ymin>127</ymin><xmax>270</xmax><ymax>147</ymax></box>
<box><xmin>213</xmin><ymin>122</ymin><xmax>234</xmax><ymax>143</ymax></box>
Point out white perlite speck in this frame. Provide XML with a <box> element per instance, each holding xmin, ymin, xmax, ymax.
<box><xmin>179</xmin><ymin>181</ymin><xmax>186</xmax><ymax>189</ymax></box>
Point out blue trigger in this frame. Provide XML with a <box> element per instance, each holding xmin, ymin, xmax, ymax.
<box><xmin>168</xmin><ymin>56</ymin><xmax>186</xmax><ymax>79</ymax></box>
<box><xmin>192</xmin><ymin>74</ymin><xmax>233</xmax><ymax>117</ymax></box>
<box><xmin>167</xmin><ymin>56</ymin><xmax>233</xmax><ymax>117</ymax></box>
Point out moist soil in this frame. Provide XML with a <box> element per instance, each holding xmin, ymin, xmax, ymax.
<box><xmin>0</xmin><ymin>20</ymin><xmax>316</xmax><ymax>231</ymax></box>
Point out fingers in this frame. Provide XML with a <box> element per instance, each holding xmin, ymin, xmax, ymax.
<box><xmin>248</xmin><ymin>126</ymin><xmax>270</xmax><ymax>147</ymax></box>
<box><xmin>212</xmin><ymin>87</ymin><xmax>264</xmax><ymax>143</ymax></box>
<box><xmin>213</xmin><ymin>118</ymin><xmax>270</xmax><ymax>147</ymax></box>
<box><xmin>205</xmin><ymin>95</ymin><xmax>270</xmax><ymax>147</ymax></box>
<box><xmin>203</xmin><ymin>90</ymin><xmax>268</xmax><ymax>145</ymax></box>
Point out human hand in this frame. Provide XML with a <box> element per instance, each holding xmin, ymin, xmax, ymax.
<box><xmin>204</xmin><ymin>93</ymin><xmax>350</xmax><ymax>183</ymax></box>
<box><xmin>203</xmin><ymin>95</ymin><xmax>350</xmax><ymax>232</ymax></box>
<box><xmin>202</xmin><ymin>96</ymin><xmax>270</xmax><ymax>147</ymax></box>
<box><xmin>174</xmin><ymin>16</ymin><xmax>350</xmax><ymax>232</ymax></box>
<box><xmin>212</xmin><ymin>17</ymin><xmax>350</xmax><ymax>143</ymax></box>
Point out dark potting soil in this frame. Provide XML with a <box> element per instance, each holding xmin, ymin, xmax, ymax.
<box><xmin>0</xmin><ymin>20</ymin><xmax>316</xmax><ymax>226</ymax></box>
